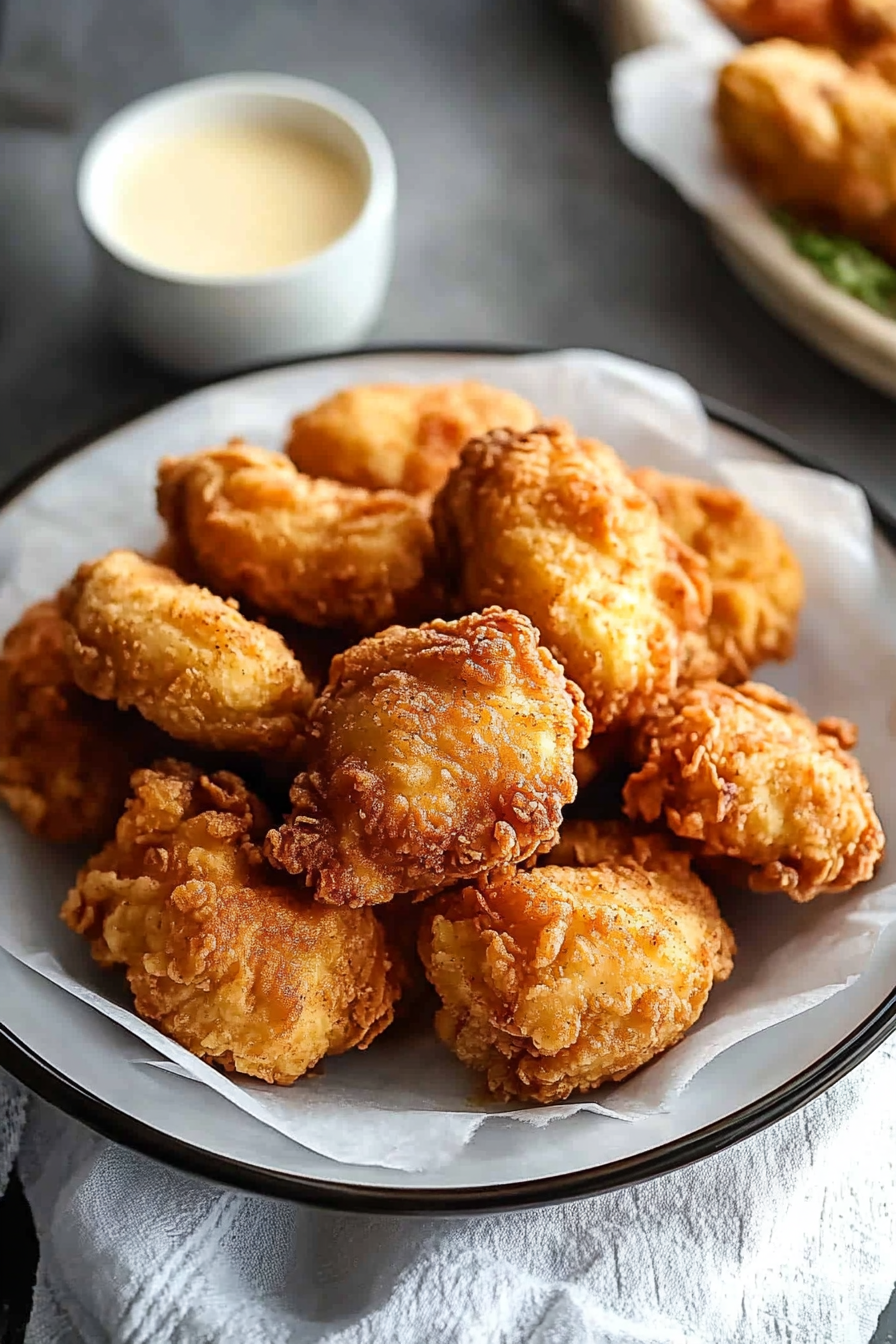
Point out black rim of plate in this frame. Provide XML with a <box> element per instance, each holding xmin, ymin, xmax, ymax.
<box><xmin>1</xmin><ymin>341</ymin><xmax>895</xmax><ymax>1216</ymax></box>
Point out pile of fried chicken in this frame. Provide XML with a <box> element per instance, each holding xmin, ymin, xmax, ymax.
<box><xmin>0</xmin><ymin>380</ymin><xmax>884</xmax><ymax>1104</ymax></box>
<box><xmin>708</xmin><ymin>1</ymin><xmax>896</xmax><ymax>264</ymax></box>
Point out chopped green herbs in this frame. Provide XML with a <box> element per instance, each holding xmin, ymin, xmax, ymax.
<box><xmin>773</xmin><ymin>210</ymin><xmax>896</xmax><ymax>316</ymax></box>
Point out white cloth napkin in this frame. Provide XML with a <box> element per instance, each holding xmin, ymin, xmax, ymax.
<box><xmin>3</xmin><ymin>1049</ymin><xmax>895</xmax><ymax>1344</ymax></box>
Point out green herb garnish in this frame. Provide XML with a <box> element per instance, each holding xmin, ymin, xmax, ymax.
<box><xmin>773</xmin><ymin>210</ymin><xmax>896</xmax><ymax>316</ymax></box>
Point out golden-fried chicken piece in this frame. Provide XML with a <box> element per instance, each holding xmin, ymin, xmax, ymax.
<box><xmin>62</xmin><ymin>762</ymin><xmax>400</xmax><ymax>1084</ymax></box>
<box><xmin>60</xmin><ymin>550</ymin><xmax>313</xmax><ymax>757</ymax></box>
<box><xmin>419</xmin><ymin>860</ymin><xmax>735</xmax><ymax>1103</ymax></box>
<box><xmin>852</xmin><ymin>35</ymin><xmax>896</xmax><ymax>80</ymax></box>
<box><xmin>624</xmin><ymin>681</ymin><xmax>884</xmax><ymax>900</ymax></box>
<box><xmin>432</xmin><ymin>425</ymin><xmax>711</xmax><ymax>728</ymax></box>
<box><xmin>157</xmin><ymin>441</ymin><xmax>434</xmax><ymax>633</ymax></box>
<box><xmin>707</xmin><ymin>0</ymin><xmax>847</xmax><ymax>44</ymax></box>
<box><xmin>266</xmin><ymin>608</ymin><xmax>592</xmax><ymax>907</ymax></box>
<box><xmin>286</xmin><ymin>380</ymin><xmax>540</xmax><ymax>498</ymax></box>
<box><xmin>631</xmin><ymin>468</ymin><xmax>804</xmax><ymax>682</ymax></box>
<box><xmin>545</xmin><ymin>818</ymin><xmax>688</xmax><ymax>870</ymax></box>
<box><xmin>0</xmin><ymin>598</ymin><xmax>165</xmax><ymax>843</ymax></box>
<box><xmin>717</xmin><ymin>40</ymin><xmax>896</xmax><ymax>264</ymax></box>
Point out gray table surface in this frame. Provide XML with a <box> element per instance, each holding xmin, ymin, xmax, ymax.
<box><xmin>1</xmin><ymin>0</ymin><xmax>895</xmax><ymax>505</ymax></box>
<box><xmin>0</xmin><ymin>1</ymin><xmax>894</xmax><ymax>1340</ymax></box>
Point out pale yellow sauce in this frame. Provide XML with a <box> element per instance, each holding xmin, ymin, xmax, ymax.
<box><xmin>111</xmin><ymin>123</ymin><xmax>365</xmax><ymax>276</ymax></box>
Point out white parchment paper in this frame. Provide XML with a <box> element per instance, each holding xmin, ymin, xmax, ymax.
<box><xmin>611</xmin><ymin>40</ymin><xmax>767</xmax><ymax>234</ymax></box>
<box><xmin>0</xmin><ymin>349</ymin><xmax>894</xmax><ymax>1172</ymax></box>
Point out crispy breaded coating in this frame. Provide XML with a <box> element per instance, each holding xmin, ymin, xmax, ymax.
<box><xmin>624</xmin><ymin>681</ymin><xmax>884</xmax><ymax>900</ymax></box>
<box><xmin>286</xmin><ymin>380</ymin><xmax>540</xmax><ymax>498</ymax></box>
<box><xmin>266</xmin><ymin>608</ymin><xmax>592</xmax><ymax>907</ymax></box>
<box><xmin>157</xmin><ymin>440</ymin><xmax>434</xmax><ymax>633</ymax></box>
<box><xmin>60</xmin><ymin>550</ymin><xmax>312</xmax><ymax>756</ymax></box>
<box><xmin>708</xmin><ymin>0</ymin><xmax>896</xmax><ymax>44</ymax></box>
<box><xmin>632</xmin><ymin>468</ymin><xmax>804</xmax><ymax>683</ymax></box>
<box><xmin>432</xmin><ymin>425</ymin><xmax>711</xmax><ymax>728</ymax></box>
<box><xmin>717</xmin><ymin>40</ymin><xmax>896</xmax><ymax>263</ymax></box>
<box><xmin>61</xmin><ymin>762</ymin><xmax>400</xmax><ymax>1084</ymax></box>
<box><xmin>853</xmin><ymin>35</ymin><xmax>896</xmax><ymax>80</ymax></box>
<box><xmin>0</xmin><ymin>598</ymin><xmax>164</xmax><ymax>842</ymax></box>
<box><xmin>419</xmin><ymin>861</ymin><xmax>735</xmax><ymax>1103</ymax></box>
<box><xmin>707</xmin><ymin>0</ymin><xmax>848</xmax><ymax>44</ymax></box>
<box><xmin>545</xmin><ymin>818</ymin><xmax>689</xmax><ymax>871</ymax></box>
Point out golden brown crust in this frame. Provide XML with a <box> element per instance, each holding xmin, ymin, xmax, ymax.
<box><xmin>266</xmin><ymin>607</ymin><xmax>592</xmax><ymax>906</ymax></box>
<box><xmin>544</xmin><ymin>818</ymin><xmax>691</xmax><ymax>873</ymax></box>
<box><xmin>60</xmin><ymin>549</ymin><xmax>313</xmax><ymax>757</ymax></box>
<box><xmin>632</xmin><ymin>468</ymin><xmax>804</xmax><ymax>683</ymax></box>
<box><xmin>707</xmin><ymin>0</ymin><xmax>896</xmax><ymax>45</ymax></box>
<box><xmin>0</xmin><ymin>598</ymin><xmax>166</xmax><ymax>842</ymax></box>
<box><xmin>157</xmin><ymin>441</ymin><xmax>435</xmax><ymax>632</ymax></box>
<box><xmin>624</xmin><ymin>680</ymin><xmax>885</xmax><ymax>900</ymax></box>
<box><xmin>62</xmin><ymin>761</ymin><xmax>400</xmax><ymax>1083</ymax></box>
<box><xmin>432</xmin><ymin>424</ymin><xmax>711</xmax><ymax>729</ymax></box>
<box><xmin>286</xmin><ymin>380</ymin><xmax>540</xmax><ymax>498</ymax></box>
<box><xmin>419</xmin><ymin>861</ymin><xmax>734</xmax><ymax>1103</ymax></box>
<box><xmin>717</xmin><ymin>39</ymin><xmax>896</xmax><ymax>263</ymax></box>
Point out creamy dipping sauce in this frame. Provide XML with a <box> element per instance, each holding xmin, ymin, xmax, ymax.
<box><xmin>111</xmin><ymin>123</ymin><xmax>366</xmax><ymax>276</ymax></box>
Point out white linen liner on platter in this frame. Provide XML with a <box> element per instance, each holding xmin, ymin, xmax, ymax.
<box><xmin>0</xmin><ymin>349</ymin><xmax>893</xmax><ymax>1172</ymax></box>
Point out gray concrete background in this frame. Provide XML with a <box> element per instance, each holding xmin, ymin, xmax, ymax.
<box><xmin>0</xmin><ymin>0</ymin><xmax>894</xmax><ymax>505</ymax></box>
<box><xmin>0</xmin><ymin>1</ymin><xmax>893</xmax><ymax>1339</ymax></box>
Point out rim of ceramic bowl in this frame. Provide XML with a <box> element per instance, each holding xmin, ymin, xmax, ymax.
<box><xmin>76</xmin><ymin>72</ymin><xmax>397</xmax><ymax>288</ymax></box>
<box><xmin>1</xmin><ymin>342</ymin><xmax>895</xmax><ymax>1215</ymax></box>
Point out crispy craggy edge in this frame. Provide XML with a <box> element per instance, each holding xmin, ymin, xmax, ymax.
<box><xmin>265</xmin><ymin>609</ymin><xmax>593</xmax><ymax>904</ymax></box>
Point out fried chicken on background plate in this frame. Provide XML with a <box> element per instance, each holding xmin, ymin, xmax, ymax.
<box><xmin>432</xmin><ymin>423</ymin><xmax>711</xmax><ymax>729</ymax></box>
<box><xmin>624</xmin><ymin>680</ymin><xmax>884</xmax><ymax>900</ymax></box>
<box><xmin>62</xmin><ymin>761</ymin><xmax>401</xmax><ymax>1084</ymax></box>
<box><xmin>286</xmin><ymin>379</ymin><xmax>540</xmax><ymax>498</ymax></box>
<box><xmin>0</xmin><ymin>598</ymin><xmax>164</xmax><ymax>842</ymax></box>
<box><xmin>632</xmin><ymin>468</ymin><xmax>804</xmax><ymax>683</ymax></box>
<box><xmin>266</xmin><ymin>607</ymin><xmax>592</xmax><ymax>907</ymax></box>
<box><xmin>419</xmin><ymin>852</ymin><xmax>735</xmax><ymax>1103</ymax></box>
<box><xmin>60</xmin><ymin>549</ymin><xmax>313</xmax><ymax>757</ymax></box>
<box><xmin>717</xmin><ymin>40</ymin><xmax>896</xmax><ymax>264</ymax></box>
<box><xmin>706</xmin><ymin>0</ymin><xmax>896</xmax><ymax>46</ymax></box>
<box><xmin>157</xmin><ymin>440</ymin><xmax>435</xmax><ymax>632</ymax></box>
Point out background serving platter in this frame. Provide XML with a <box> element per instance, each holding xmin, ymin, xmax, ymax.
<box><xmin>602</xmin><ymin>0</ymin><xmax>896</xmax><ymax>399</ymax></box>
<box><xmin>1</xmin><ymin>345</ymin><xmax>896</xmax><ymax>1214</ymax></box>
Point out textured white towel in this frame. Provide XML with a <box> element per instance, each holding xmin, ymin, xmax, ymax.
<box><xmin>3</xmin><ymin>1043</ymin><xmax>895</xmax><ymax>1344</ymax></box>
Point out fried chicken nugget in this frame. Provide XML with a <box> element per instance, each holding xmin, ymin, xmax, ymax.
<box><xmin>717</xmin><ymin>40</ymin><xmax>896</xmax><ymax>263</ymax></box>
<box><xmin>60</xmin><ymin>550</ymin><xmax>313</xmax><ymax>756</ymax></box>
<box><xmin>707</xmin><ymin>0</ymin><xmax>848</xmax><ymax>44</ymax></box>
<box><xmin>266</xmin><ymin>608</ymin><xmax>592</xmax><ymax>907</ymax></box>
<box><xmin>853</xmin><ymin>35</ymin><xmax>896</xmax><ymax>80</ymax></box>
<box><xmin>419</xmin><ymin>858</ymin><xmax>735</xmax><ymax>1103</ymax></box>
<box><xmin>286</xmin><ymin>380</ymin><xmax>540</xmax><ymax>498</ymax></box>
<box><xmin>432</xmin><ymin>425</ymin><xmax>711</xmax><ymax>728</ymax></box>
<box><xmin>0</xmin><ymin>598</ymin><xmax>165</xmax><ymax>842</ymax></box>
<box><xmin>624</xmin><ymin>681</ymin><xmax>884</xmax><ymax>900</ymax></box>
<box><xmin>157</xmin><ymin>441</ymin><xmax>434</xmax><ymax>633</ymax></box>
<box><xmin>61</xmin><ymin>761</ymin><xmax>400</xmax><ymax>1084</ymax></box>
<box><xmin>708</xmin><ymin>0</ymin><xmax>896</xmax><ymax>45</ymax></box>
<box><xmin>545</xmin><ymin>818</ymin><xmax>688</xmax><ymax>870</ymax></box>
<box><xmin>631</xmin><ymin>468</ymin><xmax>804</xmax><ymax>683</ymax></box>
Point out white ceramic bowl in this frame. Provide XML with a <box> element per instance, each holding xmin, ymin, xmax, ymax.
<box><xmin>77</xmin><ymin>73</ymin><xmax>396</xmax><ymax>377</ymax></box>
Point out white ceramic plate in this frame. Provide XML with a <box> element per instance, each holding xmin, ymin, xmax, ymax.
<box><xmin>2</xmin><ymin>346</ymin><xmax>896</xmax><ymax>1213</ymax></box>
<box><xmin>603</xmin><ymin>0</ymin><xmax>896</xmax><ymax>398</ymax></box>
